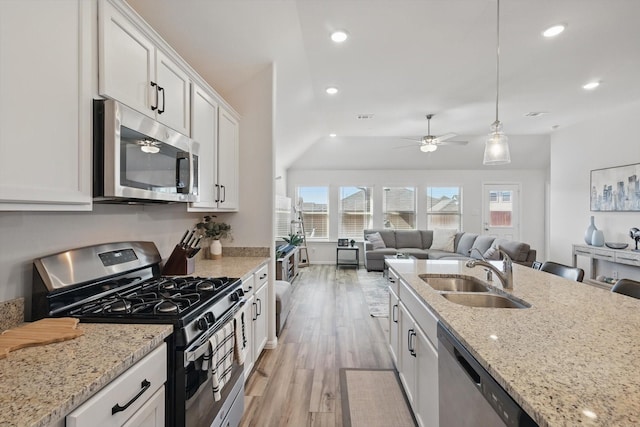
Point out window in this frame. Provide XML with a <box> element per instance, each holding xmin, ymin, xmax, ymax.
<box><xmin>383</xmin><ymin>187</ymin><xmax>416</xmax><ymax>229</ymax></box>
<box><xmin>296</xmin><ymin>186</ymin><xmax>329</xmax><ymax>239</ymax></box>
<box><xmin>339</xmin><ymin>186</ymin><xmax>373</xmax><ymax>239</ymax></box>
<box><xmin>489</xmin><ymin>190</ymin><xmax>513</xmax><ymax>227</ymax></box>
<box><xmin>426</xmin><ymin>187</ymin><xmax>462</xmax><ymax>230</ymax></box>
<box><xmin>274</xmin><ymin>195</ymin><xmax>292</xmax><ymax>239</ymax></box>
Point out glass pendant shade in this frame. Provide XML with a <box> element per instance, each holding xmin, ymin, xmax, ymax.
<box><xmin>483</xmin><ymin>121</ymin><xmax>510</xmax><ymax>165</ymax></box>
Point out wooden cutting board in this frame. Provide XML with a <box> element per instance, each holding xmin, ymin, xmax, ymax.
<box><xmin>0</xmin><ymin>318</ymin><xmax>84</xmax><ymax>359</ymax></box>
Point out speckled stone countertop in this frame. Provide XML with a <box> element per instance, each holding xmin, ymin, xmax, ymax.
<box><xmin>387</xmin><ymin>259</ymin><xmax>640</xmax><ymax>427</ymax></box>
<box><xmin>194</xmin><ymin>256</ymin><xmax>269</xmax><ymax>279</ymax></box>
<box><xmin>0</xmin><ymin>322</ymin><xmax>172</xmax><ymax>427</ymax></box>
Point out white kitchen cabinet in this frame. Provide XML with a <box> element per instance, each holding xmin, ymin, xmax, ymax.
<box><xmin>99</xmin><ymin>0</ymin><xmax>190</xmax><ymax>135</ymax></box>
<box><xmin>0</xmin><ymin>0</ymin><xmax>93</xmax><ymax>210</ymax></box>
<box><xmin>388</xmin><ymin>286</ymin><xmax>401</xmax><ymax>367</ymax></box>
<box><xmin>66</xmin><ymin>343</ymin><xmax>167</xmax><ymax>427</ymax></box>
<box><xmin>242</xmin><ymin>293</ymin><xmax>255</xmax><ymax>379</ymax></box>
<box><xmin>393</xmin><ymin>273</ymin><xmax>439</xmax><ymax>427</ymax></box>
<box><xmin>216</xmin><ymin>107</ymin><xmax>240</xmax><ymax>210</ymax></box>
<box><xmin>252</xmin><ymin>265</ymin><xmax>269</xmax><ymax>360</ymax></box>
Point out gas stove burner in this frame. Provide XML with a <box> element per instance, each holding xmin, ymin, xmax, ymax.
<box><xmin>108</xmin><ymin>299</ymin><xmax>132</xmax><ymax>313</ymax></box>
<box><xmin>195</xmin><ymin>280</ymin><xmax>215</xmax><ymax>291</ymax></box>
<box><xmin>155</xmin><ymin>300</ymin><xmax>179</xmax><ymax>314</ymax></box>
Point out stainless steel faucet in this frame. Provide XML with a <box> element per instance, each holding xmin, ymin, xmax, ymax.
<box><xmin>466</xmin><ymin>247</ymin><xmax>514</xmax><ymax>290</ymax></box>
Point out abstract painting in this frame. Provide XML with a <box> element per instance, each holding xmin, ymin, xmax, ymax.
<box><xmin>590</xmin><ymin>163</ymin><xmax>640</xmax><ymax>211</ymax></box>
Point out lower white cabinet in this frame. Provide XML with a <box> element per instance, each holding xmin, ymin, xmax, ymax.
<box><xmin>66</xmin><ymin>343</ymin><xmax>167</xmax><ymax>427</ymax></box>
<box><xmin>392</xmin><ymin>272</ymin><xmax>439</xmax><ymax>427</ymax></box>
<box><xmin>252</xmin><ymin>267</ymin><xmax>269</xmax><ymax>360</ymax></box>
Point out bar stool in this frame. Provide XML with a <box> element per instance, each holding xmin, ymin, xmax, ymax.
<box><xmin>611</xmin><ymin>278</ymin><xmax>640</xmax><ymax>299</ymax></box>
<box><xmin>540</xmin><ymin>261</ymin><xmax>585</xmax><ymax>282</ymax></box>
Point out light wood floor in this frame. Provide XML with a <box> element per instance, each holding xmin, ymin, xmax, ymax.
<box><xmin>239</xmin><ymin>265</ymin><xmax>393</xmax><ymax>427</ymax></box>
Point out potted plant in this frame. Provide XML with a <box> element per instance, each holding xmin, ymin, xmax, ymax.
<box><xmin>283</xmin><ymin>233</ymin><xmax>304</xmax><ymax>246</ymax></box>
<box><xmin>196</xmin><ymin>215</ymin><xmax>232</xmax><ymax>259</ymax></box>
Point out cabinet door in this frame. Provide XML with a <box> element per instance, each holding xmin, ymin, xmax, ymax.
<box><xmin>243</xmin><ymin>295</ymin><xmax>255</xmax><ymax>379</ymax></box>
<box><xmin>415</xmin><ymin>326</ymin><xmax>438</xmax><ymax>427</ymax></box>
<box><xmin>398</xmin><ymin>303</ymin><xmax>416</xmax><ymax>406</ymax></box>
<box><xmin>188</xmin><ymin>84</ymin><xmax>218</xmax><ymax>210</ymax></box>
<box><xmin>388</xmin><ymin>288</ymin><xmax>400</xmax><ymax>368</ymax></box>
<box><xmin>155</xmin><ymin>50</ymin><xmax>190</xmax><ymax>135</ymax></box>
<box><xmin>99</xmin><ymin>0</ymin><xmax>155</xmax><ymax>116</ymax></box>
<box><xmin>0</xmin><ymin>0</ymin><xmax>93</xmax><ymax>210</ymax></box>
<box><xmin>121</xmin><ymin>386</ymin><xmax>165</xmax><ymax>427</ymax></box>
<box><xmin>217</xmin><ymin>107</ymin><xmax>239</xmax><ymax>210</ymax></box>
<box><xmin>252</xmin><ymin>281</ymin><xmax>268</xmax><ymax>360</ymax></box>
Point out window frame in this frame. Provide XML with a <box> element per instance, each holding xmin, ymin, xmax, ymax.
<box><xmin>295</xmin><ymin>186</ymin><xmax>330</xmax><ymax>240</ymax></box>
<box><xmin>425</xmin><ymin>186</ymin><xmax>463</xmax><ymax>231</ymax></box>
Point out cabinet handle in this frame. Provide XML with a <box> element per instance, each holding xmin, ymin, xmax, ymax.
<box><xmin>221</xmin><ymin>185</ymin><xmax>226</xmax><ymax>203</ymax></box>
<box><xmin>150</xmin><ymin>82</ymin><xmax>159</xmax><ymax>111</ymax></box>
<box><xmin>252</xmin><ymin>302</ymin><xmax>258</xmax><ymax>321</ymax></box>
<box><xmin>618</xmin><ymin>257</ymin><xmax>636</xmax><ymax>261</ymax></box>
<box><xmin>259</xmin><ymin>273</ymin><xmax>267</xmax><ymax>280</ymax></box>
<box><xmin>214</xmin><ymin>184</ymin><xmax>220</xmax><ymax>202</ymax></box>
<box><xmin>257</xmin><ymin>298</ymin><xmax>262</xmax><ymax>316</ymax></box>
<box><xmin>392</xmin><ymin>304</ymin><xmax>398</xmax><ymax>323</ymax></box>
<box><xmin>112</xmin><ymin>379</ymin><xmax>151</xmax><ymax>415</ymax></box>
<box><xmin>244</xmin><ymin>286</ymin><xmax>253</xmax><ymax>292</ymax></box>
<box><xmin>407</xmin><ymin>328</ymin><xmax>416</xmax><ymax>357</ymax></box>
<box><xmin>158</xmin><ymin>86</ymin><xmax>165</xmax><ymax>114</ymax></box>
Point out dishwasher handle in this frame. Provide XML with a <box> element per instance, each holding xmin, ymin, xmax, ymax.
<box><xmin>454</xmin><ymin>347</ymin><xmax>481</xmax><ymax>387</ymax></box>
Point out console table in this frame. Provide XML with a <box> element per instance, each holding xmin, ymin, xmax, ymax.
<box><xmin>572</xmin><ymin>244</ymin><xmax>640</xmax><ymax>284</ymax></box>
<box><xmin>336</xmin><ymin>247</ymin><xmax>359</xmax><ymax>268</ymax></box>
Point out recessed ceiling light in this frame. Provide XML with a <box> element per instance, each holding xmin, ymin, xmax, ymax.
<box><xmin>329</xmin><ymin>133</ymin><xmax>337</xmax><ymax>138</ymax></box>
<box><xmin>326</xmin><ymin>87</ymin><xmax>339</xmax><ymax>95</ymax></box>
<box><xmin>583</xmin><ymin>81</ymin><xmax>600</xmax><ymax>90</ymax></box>
<box><xmin>543</xmin><ymin>24</ymin><xmax>566</xmax><ymax>38</ymax></box>
<box><xmin>330</xmin><ymin>30</ymin><xmax>349</xmax><ymax>43</ymax></box>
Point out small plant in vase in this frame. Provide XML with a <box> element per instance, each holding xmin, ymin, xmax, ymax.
<box><xmin>196</xmin><ymin>215</ymin><xmax>232</xmax><ymax>259</ymax></box>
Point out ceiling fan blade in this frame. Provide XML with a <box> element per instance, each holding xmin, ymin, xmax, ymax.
<box><xmin>437</xmin><ymin>139</ymin><xmax>468</xmax><ymax>146</ymax></box>
<box><xmin>393</xmin><ymin>143</ymin><xmax>423</xmax><ymax>149</ymax></box>
<box><xmin>401</xmin><ymin>137</ymin><xmax>423</xmax><ymax>142</ymax></box>
<box><xmin>434</xmin><ymin>133</ymin><xmax>457</xmax><ymax>142</ymax></box>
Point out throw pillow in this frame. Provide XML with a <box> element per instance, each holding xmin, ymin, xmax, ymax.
<box><xmin>484</xmin><ymin>238</ymin><xmax>507</xmax><ymax>260</ymax></box>
<box><xmin>366</xmin><ymin>232</ymin><xmax>386</xmax><ymax>250</ymax></box>
<box><xmin>430</xmin><ymin>229</ymin><xmax>457</xmax><ymax>252</ymax></box>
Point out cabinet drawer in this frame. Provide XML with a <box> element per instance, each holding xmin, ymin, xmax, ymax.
<box><xmin>573</xmin><ymin>245</ymin><xmax>593</xmax><ymax>256</ymax></box>
<box><xmin>593</xmin><ymin>248</ymin><xmax>615</xmax><ymax>261</ymax></box>
<box><xmin>66</xmin><ymin>343</ymin><xmax>167</xmax><ymax>427</ymax></box>
<box><xmin>388</xmin><ymin>268</ymin><xmax>400</xmax><ymax>295</ymax></box>
<box><xmin>400</xmin><ymin>279</ymin><xmax>438</xmax><ymax>348</ymax></box>
<box><xmin>615</xmin><ymin>251</ymin><xmax>640</xmax><ymax>266</ymax></box>
<box><xmin>255</xmin><ymin>264</ymin><xmax>268</xmax><ymax>286</ymax></box>
<box><xmin>242</xmin><ymin>273</ymin><xmax>256</xmax><ymax>297</ymax></box>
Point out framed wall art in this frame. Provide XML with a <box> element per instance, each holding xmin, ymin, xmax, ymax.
<box><xmin>590</xmin><ymin>163</ymin><xmax>640</xmax><ymax>211</ymax></box>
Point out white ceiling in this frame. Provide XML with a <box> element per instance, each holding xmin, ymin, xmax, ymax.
<box><xmin>127</xmin><ymin>0</ymin><xmax>640</xmax><ymax>170</ymax></box>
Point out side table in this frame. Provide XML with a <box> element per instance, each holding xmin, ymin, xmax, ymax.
<box><xmin>336</xmin><ymin>246</ymin><xmax>359</xmax><ymax>268</ymax></box>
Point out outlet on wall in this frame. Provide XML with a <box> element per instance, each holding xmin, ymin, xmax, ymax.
<box><xmin>613</xmin><ymin>271</ymin><xmax>618</xmax><ymax>280</ymax></box>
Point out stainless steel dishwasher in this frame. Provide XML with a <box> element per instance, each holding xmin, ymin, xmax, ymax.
<box><xmin>438</xmin><ymin>323</ymin><xmax>538</xmax><ymax>427</ymax></box>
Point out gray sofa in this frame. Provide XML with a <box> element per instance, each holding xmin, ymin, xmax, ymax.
<box><xmin>363</xmin><ymin>229</ymin><xmax>536</xmax><ymax>271</ymax></box>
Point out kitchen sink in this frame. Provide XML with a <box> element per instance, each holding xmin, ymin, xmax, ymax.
<box><xmin>440</xmin><ymin>293</ymin><xmax>530</xmax><ymax>309</ymax></box>
<box><xmin>420</xmin><ymin>275</ymin><xmax>490</xmax><ymax>292</ymax></box>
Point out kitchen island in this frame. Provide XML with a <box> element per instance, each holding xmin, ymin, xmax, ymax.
<box><xmin>387</xmin><ymin>259</ymin><xmax>640</xmax><ymax>427</ymax></box>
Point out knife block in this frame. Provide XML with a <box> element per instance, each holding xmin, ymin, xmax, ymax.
<box><xmin>162</xmin><ymin>245</ymin><xmax>195</xmax><ymax>275</ymax></box>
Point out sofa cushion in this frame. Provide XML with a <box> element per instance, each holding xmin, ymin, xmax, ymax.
<box><xmin>471</xmin><ymin>235</ymin><xmax>495</xmax><ymax>259</ymax></box>
<box><xmin>365</xmin><ymin>232</ymin><xmax>387</xmax><ymax>249</ymax></box>
<box><xmin>364</xmin><ymin>229</ymin><xmax>396</xmax><ymax>248</ymax></box>
<box><xmin>395</xmin><ymin>230</ymin><xmax>423</xmax><ymax>248</ymax></box>
<box><xmin>366</xmin><ymin>248</ymin><xmax>399</xmax><ymax>260</ymax></box>
<box><xmin>495</xmin><ymin>239</ymin><xmax>531</xmax><ymax>263</ymax></box>
<box><xmin>431</xmin><ymin>229</ymin><xmax>457</xmax><ymax>251</ymax></box>
<box><xmin>426</xmin><ymin>250</ymin><xmax>459</xmax><ymax>259</ymax></box>
<box><xmin>397</xmin><ymin>248</ymin><xmax>429</xmax><ymax>259</ymax></box>
<box><xmin>420</xmin><ymin>230</ymin><xmax>434</xmax><ymax>249</ymax></box>
<box><xmin>456</xmin><ymin>233</ymin><xmax>478</xmax><ymax>256</ymax></box>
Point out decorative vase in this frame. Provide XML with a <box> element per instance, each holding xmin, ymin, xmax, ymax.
<box><xmin>584</xmin><ymin>216</ymin><xmax>597</xmax><ymax>245</ymax></box>
<box><xmin>591</xmin><ymin>229</ymin><xmax>605</xmax><ymax>247</ymax></box>
<box><xmin>210</xmin><ymin>239</ymin><xmax>222</xmax><ymax>260</ymax></box>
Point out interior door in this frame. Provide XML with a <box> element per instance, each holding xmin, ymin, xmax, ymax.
<box><xmin>482</xmin><ymin>184</ymin><xmax>520</xmax><ymax>240</ymax></box>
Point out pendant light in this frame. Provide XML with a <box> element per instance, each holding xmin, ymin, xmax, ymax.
<box><xmin>483</xmin><ymin>0</ymin><xmax>511</xmax><ymax>165</ymax></box>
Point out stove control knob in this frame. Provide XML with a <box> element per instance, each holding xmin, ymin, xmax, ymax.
<box><xmin>230</xmin><ymin>291</ymin><xmax>240</xmax><ymax>302</ymax></box>
<box><xmin>237</xmin><ymin>288</ymin><xmax>245</xmax><ymax>297</ymax></box>
<box><xmin>204</xmin><ymin>312</ymin><xmax>215</xmax><ymax>324</ymax></box>
<box><xmin>196</xmin><ymin>317</ymin><xmax>208</xmax><ymax>331</ymax></box>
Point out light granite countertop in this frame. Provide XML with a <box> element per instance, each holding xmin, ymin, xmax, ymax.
<box><xmin>0</xmin><ymin>322</ymin><xmax>172</xmax><ymax>427</ymax></box>
<box><xmin>193</xmin><ymin>256</ymin><xmax>269</xmax><ymax>279</ymax></box>
<box><xmin>387</xmin><ymin>259</ymin><xmax>640</xmax><ymax>427</ymax></box>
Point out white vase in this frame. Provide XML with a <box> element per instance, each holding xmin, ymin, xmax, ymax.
<box><xmin>210</xmin><ymin>239</ymin><xmax>222</xmax><ymax>259</ymax></box>
<box><xmin>591</xmin><ymin>229</ymin><xmax>605</xmax><ymax>247</ymax></box>
<box><xmin>584</xmin><ymin>216</ymin><xmax>597</xmax><ymax>245</ymax></box>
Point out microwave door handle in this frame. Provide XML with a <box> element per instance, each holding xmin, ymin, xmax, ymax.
<box><xmin>176</xmin><ymin>153</ymin><xmax>188</xmax><ymax>193</ymax></box>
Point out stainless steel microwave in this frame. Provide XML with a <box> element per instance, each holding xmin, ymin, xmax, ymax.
<box><xmin>93</xmin><ymin>99</ymin><xmax>199</xmax><ymax>203</ymax></box>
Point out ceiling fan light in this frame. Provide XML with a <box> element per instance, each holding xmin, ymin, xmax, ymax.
<box><xmin>420</xmin><ymin>143</ymin><xmax>438</xmax><ymax>153</ymax></box>
<box><xmin>483</xmin><ymin>125</ymin><xmax>510</xmax><ymax>165</ymax></box>
<box><xmin>330</xmin><ymin>30</ymin><xmax>349</xmax><ymax>43</ymax></box>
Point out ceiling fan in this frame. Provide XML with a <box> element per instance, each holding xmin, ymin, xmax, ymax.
<box><xmin>397</xmin><ymin>114</ymin><xmax>468</xmax><ymax>152</ymax></box>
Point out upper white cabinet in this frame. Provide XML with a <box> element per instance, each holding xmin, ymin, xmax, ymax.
<box><xmin>189</xmin><ymin>84</ymin><xmax>219</xmax><ymax>209</ymax></box>
<box><xmin>217</xmin><ymin>107</ymin><xmax>240</xmax><ymax>210</ymax></box>
<box><xmin>0</xmin><ymin>0</ymin><xmax>93</xmax><ymax>211</ymax></box>
<box><xmin>99</xmin><ymin>0</ymin><xmax>190</xmax><ymax>136</ymax></box>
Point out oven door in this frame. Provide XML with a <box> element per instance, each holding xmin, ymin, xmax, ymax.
<box><xmin>94</xmin><ymin>99</ymin><xmax>199</xmax><ymax>203</ymax></box>
<box><xmin>182</xmin><ymin>308</ymin><xmax>245</xmax><ymax>427</ymax></box>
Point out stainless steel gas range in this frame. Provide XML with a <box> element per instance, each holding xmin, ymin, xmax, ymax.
<box><xmin>31</xmin><ymin>241</ymin><xmax>246</xmax><ymax>427</ymax></box>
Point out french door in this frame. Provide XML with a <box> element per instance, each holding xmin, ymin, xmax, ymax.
<box><xmin>482</xmin><ymin>183</ymin><xmax>520</xmax><ymax>240</ymax></box>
